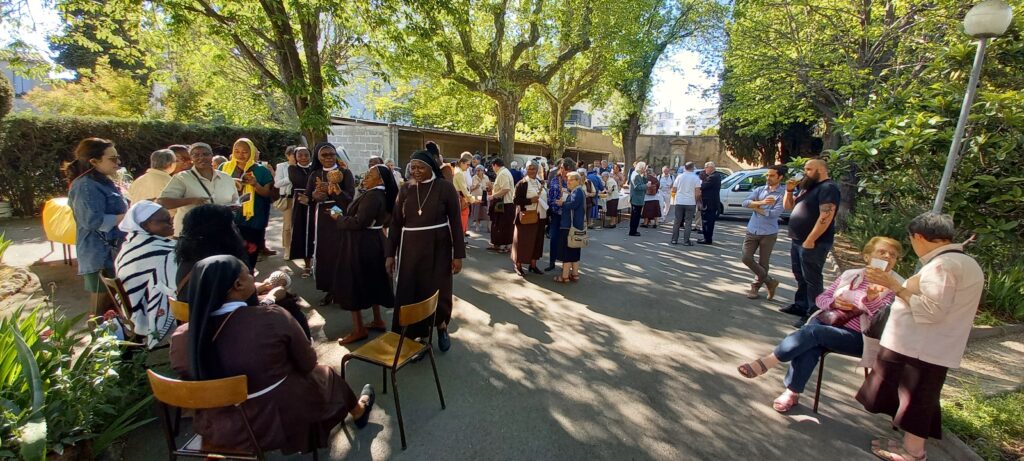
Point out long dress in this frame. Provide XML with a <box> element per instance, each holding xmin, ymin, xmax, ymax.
<box><xmin>511</xmin><ymin>178</ymin><xmax>546</xmax><ymax>264</ymax></box>
<box><xmin>642</xmin><ymin>174</ymin><xmax>662</xmax><ymax>219</ymax></box>
<box><xmin>331</xmin><ymin>189</ymin><xmax>394</xmax><ymax>311</ymax></box>
<box><xmin>388</xmin><ymin>179</ymin><xmax>466</xmax><ymax>338</ymax></box>
<box><xmin>169</xmin><ymin>305</ymin><xmax>356</xmax><ymax>454</ymax></box>
<box><xmin>287</xmin><ymin>164</ymin><xmax>314</xmax><ymax>260</ymax></box>
<box><xmin>489</xmin><ymin>169</ymin><xmax>516</xmax><ymax>246</ymax></box>
<box><xmin>115</xmin><ymin>231</ymin><xmax>178</xmax><ymax>347</ymax></box>
<box><xmin>306</xmin><ymin>168</ymin><xmax>355</xmax><ymax>293</ymax></box>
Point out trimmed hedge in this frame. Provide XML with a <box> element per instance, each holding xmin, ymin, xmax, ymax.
<box><xmin>0</xmin><ymin>114</ymin><xmax>300</xmax><ymax>216</ymax></box>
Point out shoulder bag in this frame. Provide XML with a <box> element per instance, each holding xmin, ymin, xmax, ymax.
<box><xmin>567</xmin><ymin>197</ymin><xmax>589</xmax><ymax>249</ymax></box>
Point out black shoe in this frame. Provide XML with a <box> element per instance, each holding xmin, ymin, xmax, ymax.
<box><xmin>779</xmin><ymin>305</ymin><xmax>804</xmax><ymax>316</ymax></box>
<box><xmin>792</xmin><ymin>316</ymin><xmax>809</xmax><ymax>328</ymax></box>
<box><xmin>628</xmin><ymin>232</ymin><xmax>642</xmax><ymax>237</ymax></box>
<box><xmin>514</xmin><ymin>266</ymin><xmax>525</xmax><ymax>277</ymax></box>
<box><xmin>528</xmin><ymin>265</ymin><xmax>543</xmax><ymax>275</ymax></box>
<box><xmin>683</xmin><ymin>241</ymin><xmax>694</xmax><ymax>246</ymax></box>
<box><xmin>670</xmin><ymin>240</ymin><xmax>678</xmax><ymax>245</ymax></box>
<box><xmin>318</xmin><ymin>293</ymin><xmax>333</xmax><ymax>306</ymax></box>
<box><xmin>543</xmin><ymin>265</ymin><xmax>557</xmax><ymax>272</ymax></box>
<box><xmin>354</xmin><ymin>384</ymin><xmax>375</xmax><ymax>429</ymax></box>
<box><xmin>438</xmin><ymin>328</ymin><xmax>451</xmax><ymax>352</ymax></box>
<box><xmin>697</xmin><ymin>239</ymin><xmax>712</xmax><ymax>245</ymax></box>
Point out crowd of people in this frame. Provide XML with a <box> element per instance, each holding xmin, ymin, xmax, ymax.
<box><xmin>65</xmin><ymin>136</ymin><xmax>983</xmax><ymax>460</ymax></box>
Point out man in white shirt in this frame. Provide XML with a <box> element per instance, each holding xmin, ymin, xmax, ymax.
<box><xmin>157</xmin><ymin>142</ymin><xmax>239</xmax><ymax>236</ymax></box>
<box><xmin>488</xmin><ymin>157</ymin><xmax>516</xmax><ymax>252</ymax></box>
<box><xmin>274</xmin><ymin>146</ymin><xmax>298</xmax><ymax>255</ymax></box>
<box><xmin>670</xmin><ymin>161</ymin><xmax>702</xmax><ymax>245</ymax></box>
<box><xmin>127</xmin><ymin>149</ymin><xmax>177</xmax><ymax>203</ymax></box>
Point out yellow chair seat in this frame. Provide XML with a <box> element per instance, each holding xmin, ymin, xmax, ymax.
<box><xmin>350</xmin><ymin>332</ymin><xmax>426</xmax><ymax>368</ymax></box>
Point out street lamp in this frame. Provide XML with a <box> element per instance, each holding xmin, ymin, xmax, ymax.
<box><xmin>932</xmin><ymin>0</ymin><xmax>1014</xmax><ymax>213</ymax></box>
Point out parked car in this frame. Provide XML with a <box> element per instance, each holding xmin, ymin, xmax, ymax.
<box><xmin>718</xmin><ymin>168</ymin><xmax>794</xmax><ymax>220</ymax></box>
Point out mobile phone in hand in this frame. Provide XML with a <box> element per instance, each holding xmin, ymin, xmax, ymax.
<box><xmin>238</xmin><ymin>193</ymin><xmax>252</xmax><ymax>203</ymax></box>
<box><xmin>869</xmin><ymin>258</ymin><xmax>888</xmax><ymax>270</ymax></box>
<box><xmin>330</xmin><ymin>205</ymin><xmax>343</xmax><ymax>216</ymax></box>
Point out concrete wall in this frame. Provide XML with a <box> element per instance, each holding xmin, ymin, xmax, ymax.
<box><xmin>327</xmin><ymin>125</ymin><xmax>398</xmax><ymax>175</ymax></box>
<box><xmin>569</xmin><ymin>127</ymin><xmax>756</xmax><ymax>171</ymax></box>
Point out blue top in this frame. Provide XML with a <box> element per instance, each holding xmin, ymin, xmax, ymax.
<box><xmin>547</xmin><ymin>175</ymin><xmax>566</xmax><ymax>216</ymax></box>
<box><xmin>586</xmin><ymin>172</ymin><xmax>605</xmax><ymax>192</ymax></box>
<box><xmin>510</xmin><ymin>169</ymin><xmax>524</xmax><ymax>185</ymax></box>
<box><xmin>742</xmin><ymin>184</ymin><xmax>786</xmax><ymax>235</ymax></box>
<box><xmin>559</xmin><ymin>187</ymin><xmax>586</xmax><ymax>229</ymax></box>
<box><xmin>68</xmin><ymin>175</ymin><xmax>128</xmax><ymax>275</ymax></box>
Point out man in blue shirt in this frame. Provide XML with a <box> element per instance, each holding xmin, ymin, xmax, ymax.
<box><xmin>741</xmin><ymin>164</ymin><xmax>787</xmax><ymax>300</ymax></box>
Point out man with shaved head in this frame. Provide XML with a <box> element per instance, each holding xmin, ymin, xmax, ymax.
<box><xmin>780</xmin><ymin>158</ymin><xmax>841</xmax><ymax>327</ymax></box>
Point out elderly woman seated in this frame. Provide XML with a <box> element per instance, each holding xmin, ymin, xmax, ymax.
<box><xmin>114</xmin><ymin>200</ymin><xmax>177</xmax><ymax>347</ymax></box>
<box><xmin>170</xmin><ymin>255</ymin><xmax>375</xmax><ymax>455</ymax></box>
<box><xmin>737</xmin><ymin>236</ymin><xmax>904</xmax><ymax>412</ymax></box>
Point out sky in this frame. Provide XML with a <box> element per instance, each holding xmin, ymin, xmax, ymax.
<box><xmin>3</xmin><ymin>0</ymin><xmax>719</xmax><ymax>122</ymax></box>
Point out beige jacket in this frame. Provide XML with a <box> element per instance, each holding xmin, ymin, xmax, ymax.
<box><xmin>880</xmin><ymin>244</ymin><xmax>984</xmax><ymax>369</ymax></box>
<box><xmin>127</xmin><ymin>169</ymin><xmax>173</xmax><ymax>203</ymax></box>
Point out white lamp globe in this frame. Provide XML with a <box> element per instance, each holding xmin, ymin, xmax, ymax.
<box><xmin>964</xmin><ymin>0</ymin><xmax>1014</xmax><ymax>38</ymax></box>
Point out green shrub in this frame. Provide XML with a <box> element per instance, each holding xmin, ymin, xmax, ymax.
<box><xmin>0</xmin><ymin>114</ymin><xmax>301</xmax><ymax>216</ymax></box>
<box><xmin>0</xmin><ymin>303</ymin><xmax>154</xmax><ymax>459</ymax></box>
<box><xmin>943</xmin><ymin>387</ymin><xmax>1024</xmax><ymax>461</ymax></box>
<box><xmin>0</xmin><ymin>232</ymin><xmax>10</xmax><ymax>263</ymax></box>
<box><xmin>843</xmin><ymin>209</ymin><xmax>918</xmax><ymax>276</ymax></box>
<box><xmin>983</xmin><ymin>264</ymin><xmax>1024</xmax><ymax>323</ymax></box>
<box><xmin>0</xmin><ymin>74</ymin><xmax>12</xmax><ymax>119</ymax></box>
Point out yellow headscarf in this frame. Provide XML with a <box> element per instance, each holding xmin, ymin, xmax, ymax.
<box><xmin>220</xmin><ymin>138</ymin><xmax>259</xmax><ymax>220</ymax></box>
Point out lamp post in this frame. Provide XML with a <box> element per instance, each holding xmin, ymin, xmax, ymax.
<box><xmin>933</xmin><ymin>0</ymin><xmax>1014</xmax><ymax>213</ymax></box>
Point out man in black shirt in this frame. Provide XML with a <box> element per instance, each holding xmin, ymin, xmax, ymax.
<box><xmin>781</xmin><ymin>158</ymin><xmax>840</xmax><ymax>326</ymax></box>
<box><xmin>698</xmin><ymin>162</ymin><xmax>722</xmax><ymax>244</ymax></box>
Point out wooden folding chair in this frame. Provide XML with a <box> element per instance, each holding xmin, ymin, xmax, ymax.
<box><xmin>147</xmin><ymin>370</ymin><xmax>268</xmax><ymax>461</ymax></box>
<box><xmin>812</xmin><ymin>350</ymin><xmax>869</xmax><ymax>413</ymax></box>
<box><xmin>341</xmin><ymin>290</ymin><xmax>446</xmax><ymax>449</ymax></box>
<box><xmin>99</xmin><ymin>273</ymin><xmax>137</xmax><ymax>332</ymax></box>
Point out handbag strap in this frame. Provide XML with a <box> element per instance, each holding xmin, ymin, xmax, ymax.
<box><xmin>189</xmin><ymin>170</ymin><xmax>216</xmax><ymax>202</ymax></box>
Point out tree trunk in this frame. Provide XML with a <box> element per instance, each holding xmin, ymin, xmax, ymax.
<box><xmin>494</xmin><ymin>94</ymin><xmax>522</xmax><ymax>163</ymax></box>
<box><xmin>621</xmin><ymin>111</ymin><xmax>642</xmax><ymax>167</ymax></box>
<box><xmin>548</xmin><ymin>101</ymin><xmax>567</xmax><ymax>159</ymax></box>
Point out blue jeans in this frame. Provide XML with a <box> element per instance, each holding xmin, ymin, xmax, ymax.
<box><xmin>790</xmin><ymin>240</ymin><xmax>832</xmax><ymax>316</ymax></box>
<box><xmin>548</xmin><ymin>213</ymin><xmax>562</xmax><ymax>267</ymax></box>
<box><xmin>773</xmin><ymin>318</ymin><xmax>863</xmax><ymax>393</ymax></box>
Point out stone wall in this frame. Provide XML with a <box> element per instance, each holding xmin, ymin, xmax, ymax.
<box><xmin>569</xmin><ymin>127</ymin><xmax>756</xmax><ymax>171</ymax></box>
<box><xmin>327</xmin><ymin>125</ymin><xmax>398</xmax><ymax>175</ymax></box>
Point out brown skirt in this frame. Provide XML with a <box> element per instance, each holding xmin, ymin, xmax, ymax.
<box><xmin>642</xmin><ymin>200</ymin><xmax>661</xmax><ymax>219</ymax></box>
<box><xmin>606</xmin><ymin>199</ymin><xmax>619</xmax><ymax>217</ymax></box>
<box><xmin>855</xmin><ymin>347</ymin><xmax>948</xmax><ymax>439</ymax></box>
<box><xmin>512</xmin><ymin>219</ymin><xmax>545</xmax><ymax>264</ymax></box>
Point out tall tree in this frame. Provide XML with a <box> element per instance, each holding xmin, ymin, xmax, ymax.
<box><xmin>361</xmin><ymin>0</ymin><xmax>593</xmax><ymax>162</ymax></box>
<box><xmin>57</xmin><ymin>0</ymin><xmax>362</xmax><ymax>143</ymax></box>
<box><xmin>611</xmin><ymin>0</ymin><xmax>725</xmax><ymax>168</ymax></box>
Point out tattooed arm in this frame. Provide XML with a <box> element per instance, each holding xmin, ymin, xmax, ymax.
<box><xmin>802</xmin><ymin>202</ymin><xmax>837</xmax><ymax>249</ymax></box>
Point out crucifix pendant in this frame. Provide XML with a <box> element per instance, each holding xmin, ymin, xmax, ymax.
<box><xmin>418</xmin><ymin>209</ymin><xmax>423</xmax><ymax>216</ymax></box>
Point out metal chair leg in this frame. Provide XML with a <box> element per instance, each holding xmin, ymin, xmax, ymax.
<box><xmin>382</xmin><ymin>367</ymin><xmax>388</xmax><ymax>394</ymax></box>
<box><xmin>427</xmin><ymin>347</ymin><xmax>445</xmax><ymax>409</ymax></box>
<box><xmin>391</xmin><ymin>371</ymin><xmax>406</xmax><ymax>449</ymax></box>
<box><xmin>813</xmin><ymin>352</ymin><xmax>827</xmax><ymax>413</ymax></box>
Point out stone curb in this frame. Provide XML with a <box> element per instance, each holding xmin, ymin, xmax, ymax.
<box><xmin>969</xmin><ymin>323</ymin><xmax>1024</xmax><ymax>341</ymax></box>
<box><xmin>934</xmin><ymin>429</ymin><xmax>984</xmax><ymax>461</ymax></box>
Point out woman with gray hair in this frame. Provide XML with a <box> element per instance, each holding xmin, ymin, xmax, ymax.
<box><xmin>856</xmin><ymin>212</ymin><xmax>985</xmax><ymax>461</ymax></box>
<box><xmin>511</xmin><ymin>160</ymin><xmax>546</xmax><ymax>276</ymax></box>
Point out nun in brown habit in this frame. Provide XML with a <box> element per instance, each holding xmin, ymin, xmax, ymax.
<box><xmin>331</xmin><ymin>164</ymin><xmax>398</xmax><ymax>345</ymax></box>
<box><xmin>305</xmin><ymin>142</ymin><xmax>355</xmax><ymax>305</ymax></box>
<box><xmin>386</xmin><ymin>150</ymin><xmax>466</xmax><ymax>352</ymax></box>
<box><xmin>169</xmin><ymin>255</ymin><xmax>375</xmax><ymax>455</ymax></box>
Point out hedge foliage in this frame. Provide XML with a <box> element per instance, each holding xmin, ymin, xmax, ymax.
<box><xmin>0</xmin><ymin>114</ymin><xmax>300</xmax><ymax>216</ymax></box>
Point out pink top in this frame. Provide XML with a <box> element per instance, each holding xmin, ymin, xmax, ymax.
<box><xmin>816</xmin><ymin>268</ymin><xmax>896</xmax><ymax>332</ymax></box>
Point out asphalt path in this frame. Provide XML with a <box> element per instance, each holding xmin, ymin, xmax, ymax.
<box><xmin>4</xmin><ymin>212</ymin><xmax>958</xmax><ymax>460</ymax></box>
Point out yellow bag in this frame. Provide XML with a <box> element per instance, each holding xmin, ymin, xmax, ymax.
<box><xmin>43</xmin><ymin>198</ymin><xmax>77</xmax><ymax>245</ymax></box>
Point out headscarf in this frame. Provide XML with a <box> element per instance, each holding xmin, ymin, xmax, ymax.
<box><xmin>411</xmin><ymin>149</ymin><xmax>444</xmax><ymax>180</ymax></box>
<box><xmin>374</xmin><ymin>164</ymin><xmax>399</xmax><ymax>213</ymax></box>
<box><xmin>118</xmin><ymin>200</ymin><xmax>163</xmax><ymax>233</ymax></box>
<box><xmin>186</xmin><ymin>255</ymin><xmax>246</xmax><ymax>381</ymax></box>
<box><xmin>312</xmin><ymin>142</ymin><xmax>351</xmax><ymax>170</ymax></box>
<box><xmin>220</xmin><ymin>138</ymin><xmax>259</xmax><ymax>220</ymax></box>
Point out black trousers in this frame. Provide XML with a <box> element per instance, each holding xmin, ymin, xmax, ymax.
<box><xmin>629</xmin><ymin>205</ymin><xmax>643</xmax><ymax>234</ymax></box>
<box><xmin>237</xmin><ymin>226</ymin><xmax>265</xmax><ymax>270</ymax></box>
<box><xmin>701</xmin><ymin>204</ymin><xmax>718</xmax><ymax>242</ymax></box>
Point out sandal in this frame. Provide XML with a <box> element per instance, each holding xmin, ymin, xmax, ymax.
<box><xmin>301</xmin><ymin>267</ymin><xmax>312</xmax><ymax>278</ymax></box>
<box><xmin>737</xmin><ymin>359</ymin><xmax>769</xmax><ymax>379</ymax></box>
<box><xmin>366</xmin><ymin>320</ymin><xmax>387</xmax><ymax>332</ymax></box>
<box><xmin>772</xmin><ymin>390</ymin><xmax>800</xmax><ymax>413</ymax></box>
<box><xmin>871</xmin><ymin>439</ymin><xmax>927</xmax><ymax>461</ymax></box>
<box><xmin>337</xmin><ymin>331</ymin><xmax>369</xmax><ymax>345</ymax></box>
<box><xmin>569</xmin><ymin>274</ymin><xmax>580</xmax><ymax>282</ymax></box>
<box><xmin>553</xmin><ymin>276</ymin><xmax>570</xmax><ymax>283</ymax></box>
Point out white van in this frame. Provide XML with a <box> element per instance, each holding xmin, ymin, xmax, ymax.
<box><xmin>718</xmin><ymin>168</ymin><xmax>793</xmax><ymax>220</ymax></box>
